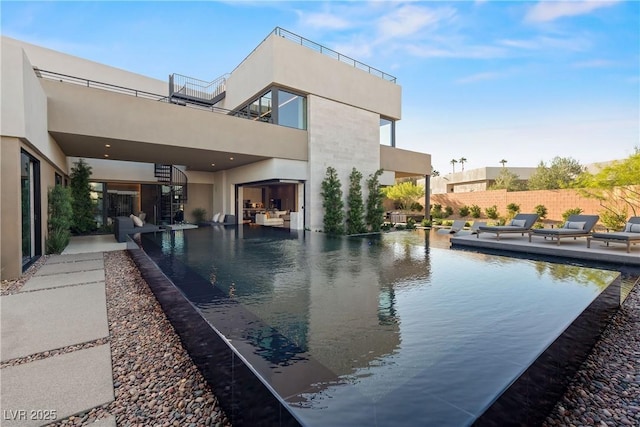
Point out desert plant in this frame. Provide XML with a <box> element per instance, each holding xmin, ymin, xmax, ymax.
<box><xmin>70</xmin><ymin>159</ymin><xmax>97</xmax><ymax>234</ymax></box>
<box><xmin>321</xmin><ymin>166</ymin><xmax>344</xmax><ymax>235</ymax></box>
<box><xmin>346</xmin><ymin>168</ymin><xmax>367</xmax><ymax>235</ymax></box>
<box><xmin>562</xmin><ymin>207</ymin><xmax>583</xmax><ymax>222</ymax></box>
<box><xmin>459</xmin><ymin>205</ymin><xmax>470</xmax><ymax>217</ymax></box>
<box><xmin>410</xmin><ymin>202</ymin><xmax>424</xmax><ymax>212</ymax></box>
<box><xmin>600</xmin><ymin>209</ymin><xmax>627</xmax><ymax>231</ymax></box>
<box><xmin>382</xmin><ymin>181</ymin><xmax>425</xmax><ymax>210</ymax></box>
<box><xmin>192</xmin><ymin>207</ymin><xmax>207</xmax><ymax>224</ymax></box>
<box><xmin>366</xmin><ymin>169</ymin><xmax>385</xmax><ymax>232</ymax></box>
<box><xmin>485</xmin><ymin>205</ymin><xmax>499</xmax><ymax>220</ymax></box>
<box><xmin>431</xmin><ymin>204</ymin><xmax>444</xmax><ymax>219</ymax></box>
<box><xmin>534</xmin><ymin>204</ymin><xmax>548</xmax><ymax>220</ymax></box>
<box><xmin>444</xmin><ymin>206</ymin><xmax>453</xmax><ymax>217</ymax></box>
<box><xmin>380</xmin><ymin>222</ymin><xmax>394</xmax><ymax>231</ymax></box>
<box><xmin>46</xmin><ymin>185</ymin><xmax>73</xmax><ymax>254</ymax></box>
<box><xmin>469</xmin><ymin>204</ymin><xmax>481</xmax><ymax>218</ymax></box>
<box><xmin>421</xmin><ymin>218</ymin><xmax>432</xmax><ymax>227</ymax></box>
<box><xmin>405</xmin><ymin>217</ymin><xmax>417</xmax><ymax>230</ymax></box>
<box><xmin>506</xmin><ymin>203</ymin><xmax>520</xmax><ymax>216</ymax></box>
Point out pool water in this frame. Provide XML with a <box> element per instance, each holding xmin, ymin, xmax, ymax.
<box><xmin>139</xmin><ymin>226</ymin><xmax>621</xmax><ymax>426</ymax></box>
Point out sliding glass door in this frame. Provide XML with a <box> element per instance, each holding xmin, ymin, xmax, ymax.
<box><xmin>21</xmin><ymin>150</ymin><xmax>41</xmax><ymax>268</ymax></box>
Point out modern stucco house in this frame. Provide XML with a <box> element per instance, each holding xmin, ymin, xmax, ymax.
<box><xmin>1</xmin><ymin>27</ymin><xmax>431</xmax><ymax>280</ymax></box>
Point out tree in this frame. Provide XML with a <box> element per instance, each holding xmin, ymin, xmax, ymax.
<box><xmin>320</xmin><ymin>166</ymin><xmax>344</xmax><ymax>235</ymax></box>
<box><xmin>527</xmin><ymin>157</ymin><xmax>585</xmax><ymax>190</ymax></box>
<box><xmin>499</xmin><ymin>159</ymin><xmax>507</xmax><ymax>168</ymax></box>
<box><xmin>346</xmin><ymin>168</ymin><xmax>367</xmax><ymax>235</ymax></box>
<box><xmin>69</xmin><ymin>158</ymin><xmax>96</xmax><ymax>234</ymax></box>
<box><xmin>489</xmin><ymin>168</ymin><xmax>525</xmax><ymax>191</ymax></box>
<box><xmin>459</xmin><ymin>157</ymin><xmax>467</xmax><ymax>172</ymax></box>
<box><xmin>365</xmin><ymin>169</ymin><xmax>385</xmax><ymax>232</ymax></box>
<box><xmin>382</xmin><ymin>181</ymin><xmax>425</xmax><ymax>210</ymax></box>
<box><xmin>576</xmin><ymin>148</ymin><xmax>640</xmax><ymax>228</ymax></box>
<box><xmin>46</xmin><ymin>185</ymin><xmax>73</xmax><ymax>254</ymax></box>
<box><xmin>450</xmin><ymin>158</ymin><xmax>458</xmax><ymax>173</ymax></box>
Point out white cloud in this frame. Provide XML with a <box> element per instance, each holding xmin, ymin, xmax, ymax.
<box><xmin>499</xmin><ymin>35</ymin><xmax>591</xmax><ymax>52</ymax></box>
<box><xmin>376</xmin><ymin>4</ymin><xmax>456</xmax><ymax>40</ymax></box>
<box><xmin>525</xmin><ymin>0</ymin><xmax>621</xmax><ymax>23</ymax></box>
<box><xmin>295</xmin><ymin>10</ymin><xmax>352</xmax><ymax>31</ymax></box>
<box><xmin>404</xmin><ymin>42</ymin><xmax>507</xmax><ymax>59</ymax></box>
<box><xmin>456</xmin><ymin>72</ymin><xmax>504</xmax><ymax>84</ymax></box>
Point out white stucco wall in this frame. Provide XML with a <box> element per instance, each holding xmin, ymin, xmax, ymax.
<box><xmin>307</xmin><ymin>95</ymin><xmax>381</xmax><ymax>232</ymax></box>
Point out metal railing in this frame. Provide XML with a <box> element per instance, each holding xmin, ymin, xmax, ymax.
<box><xmin>34</xmin><ymin>68</ymin><xmax>246</xmax><ymax>117</ymax></box>
<box><xmin>272</xmin><ymin>27</ymin><xmax>397</xmax><ymax>83</ymax></box>
<box><xmin>169</xmin><ymin>72</ymin><xmax>229</xmax><ymax>104</ymax></box>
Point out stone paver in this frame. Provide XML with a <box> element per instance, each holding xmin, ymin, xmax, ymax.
<box><xmin>33</xmin><ymin>259</ymin><xmax>104</xmax><ymax>276</ymax></box>
<box><xmin>1</xmin><ymin>283</ymin><xmax>109</xmax><ymax>361</ymax></box>
<box><xmin>0</xmin><ymin>345</ymin><xmax>114</xmax><ymax>427</ymax></box>
<box><xmin>21</xmin><ymin>270</ymin><xmax>105</xmax><ymax>292</ymax></box>
<box><xmin>45</xmin><ymin>252</ymin><xmax>104</xmax><ymax>264</ymax></box>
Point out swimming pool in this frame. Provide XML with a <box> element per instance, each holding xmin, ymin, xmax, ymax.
<box><xmin>134</xmin><ymin>226</ymin><xmax>622</xmax><ymax>426</ymax></box>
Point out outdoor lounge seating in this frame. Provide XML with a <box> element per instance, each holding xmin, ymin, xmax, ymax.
<box><xmin>476</xmin><ymin>213</ymin><xmax>539</xmax><ymax>240</ymax></box>
<box><xmin>587</xmin><ymin>216</ymin><xmax>640</xmax><ymax>253</ymax></box>
<box><xmin>210</xmin><ymin>213</ymin><xmax>237</xmax><ymax>226</ymax></box>
<box><xmin>437</xmin><ymin>220</ymin><xmax>466</xmax><ymax>235</ymax></box>
<box><xmin>114</xmin><ymin>215</ymin><xmax>162</xmax><ymax>243</ymax></box>
<box><xmin>457</xmin><ymin>221</ymin><xmax>487</xmax><ymax>236</ymax></box>
<box><xmin>528</xmin><ymin>214</ymin><xmax>599</xmax><ymax>245</ymax></box>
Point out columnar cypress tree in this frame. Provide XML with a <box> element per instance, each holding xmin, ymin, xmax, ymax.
<box><xmin>70</xmin><ymin>158</ymin><xmax>96</xmax><ymax>234</ymax></box>
<box><xmin>346</xmin><ymin>167</ymin><xmax>366</xmax><ymax>235</ymax></box>
<box><xmin>321</xmin><ymin>166</ymin><xmax>344</xmax><ymax>235</ymax></box>
<box><xmin>366</xmin><ymin>169</ymin><xmax>385</xmax><ymax>232</ymax></box>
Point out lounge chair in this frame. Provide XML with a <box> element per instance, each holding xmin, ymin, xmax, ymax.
<box><xmin>476</xmin><ymin>214</ymin><xmax>539</xmax><ymax>240</ymax></box>
<box><xmin>528</xmin><ymin>214</ymin><xmax>599</xmax><ymax>245</ymax></box>
<box><xmin>456</xmin><ymin>221</ymin><xmax>487</xmax><ymax>236</ymax></box>
<box><xmin>437</xmin><ymin>219</ymin><xmax>466</xmax><ymax>235</ymax></box>
<box><xmin>587</xmin><ymin>216</ymin><xmax>640</xmax><ymax>253</ymax></box>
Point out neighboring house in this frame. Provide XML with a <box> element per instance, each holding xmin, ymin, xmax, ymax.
<box><xmin>426</xmin><ymin>167</ymin><xmax>536</xmax><ymax>195</ymax></box>
<box><xmin>0</xmin><ymin>28</ymin><xmax>431</xmax><ymax>280</ymax></box>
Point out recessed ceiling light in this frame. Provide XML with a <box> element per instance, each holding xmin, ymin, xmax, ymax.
<box><xmin>104</xmin><ymin>154</ymin><xmax>109</xmax><ymax>158</ymax></box>
<box><xmin>229</xmin><ymin>157</ymin><xmax>234</xmax><ymax>160</ymax></box>
<box><xmin>105</xmin><ymin>144</ymin><xmax>111</xmax><ymax>148</ymax></box>
<box><xmin>211</xmin><ymin>163</ymin><xmax>216</xmax><ymax>167</ymax></box>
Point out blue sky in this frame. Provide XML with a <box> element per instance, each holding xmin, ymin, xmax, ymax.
<box><xmin>2</xmin><ymin>1</ymin><xmax>638</xmax><ymax>174</ymax></box>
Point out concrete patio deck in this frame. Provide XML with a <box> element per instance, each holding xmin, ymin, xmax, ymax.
<box><xmin>1</xmin><ymin>240</ymin><xmax>120</xmax><ymax>427</ymax></box>
<box><xmin>451</xmin><ymin>232</ymin><xmax>640</xmax><ymax>266</ymax></box>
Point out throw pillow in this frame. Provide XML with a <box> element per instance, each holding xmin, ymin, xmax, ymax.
<box><xmin>510</xmin><ymin>219</ymin><xmax>526</xmax><ymax>227</ymax></box>
<box><xmin>629</xmin><ymin>223</ymin><xmax>640</xmax><ymax>233</ymax></box>
<box><xmin>130</xmin><ymin>214</ymin><xmax>144</xmax><ymax>227</ymax></box>
<box><xmin>564</xmin><ymin>221</ymin><xmax>586</xmax><ymax>230</ymax></box>
<box><xmin>218</xmin><ymin>214</ymin><xmax>225</xmax><ymax>223</ymax></box>
<box><xmin>213</xmin><ymin>213</ymin><xmax>220</xmax><ymax>222</ymax></box>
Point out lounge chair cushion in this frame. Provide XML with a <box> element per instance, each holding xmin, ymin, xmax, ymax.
<box><xmin>510</xmin><ymin>219</ymin><xmax>526</xmax><ymax>227</ymax></box>
<box><xmin>624</xmin><ymin>222</ymin><xmax>640</xmax><ymax>233</ymax></box>
<box><xmin>564</xmin><ymin>221</ymin><xmax>586</xmax><ymax>230</ymax></box>
<box><xmin>130</xmin><ymin>214</ymin><xmax>144</xmax><ymax>227</ymax></box>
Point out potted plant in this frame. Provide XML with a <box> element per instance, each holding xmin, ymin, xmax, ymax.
<box><xmin>192</xmin><ymin>207</ymin><xmax>207</xmax><ymax>225</ymax></box>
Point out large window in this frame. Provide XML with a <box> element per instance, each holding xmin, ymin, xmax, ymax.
<box><xmin>21</xmin><ymin>150</ymin><xmax>41</xmax><ymax>267</ymax></box>
<box><xmin>380</xmin><ymin>117</ymin><xmax>395</xmax><ymax>147</ymax></box>
<box><xmin>277</xmin><ymin>90</ymin><xmax>306</xmax><ymax>130</ymax></box>
<box><xmin>236</xmin><ymin>88</ymin><xmax>306</xmax><ymax>130</ymax></box>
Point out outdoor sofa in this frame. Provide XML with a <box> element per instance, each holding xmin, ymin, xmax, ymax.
<box><xmin>528</xmin><ymin>214</ymin><xmax>599</xmax><ymax>245</ymax></box>
<box><xmin>114</xmin><ymin>215</ymin><xmax>162</xmax><ymax>243</ymax></box>
<box><xmin>476</xmin><ymin>213</ymin><xmax>539</xmax><ymax>240</ymax></box>
<box><xmin>587</xmin><ymin>216</ymin><xmax>640</xmax><ymax>253</ymax></box>
<box><xmin>209</xmin><ymin>213</ymin><xmax>237</xmax><ymax>226</ymax></box>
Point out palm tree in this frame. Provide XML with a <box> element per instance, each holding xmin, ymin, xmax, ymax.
<box><xmin>431</xmin><ymin>169</ymin><xmax>440</xmax><ymax>177</ymax></box>
<box><xmin>450</xmin><ymin>158</ymin><xmax>458</xmax><ymax>173</ymax></box>
<box><xmin>459</xmin><ymin>157</ymin><xmax>467</xmax><ymax>172</ymax></box>
<box><xmin>499</xmin><ymin>159</ymin><xmax>508</xmax><ymax>168</ymax></box>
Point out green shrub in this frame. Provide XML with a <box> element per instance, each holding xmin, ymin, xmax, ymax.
<box><xmin>70</xmin><ymin>159</ymin><xmax>97</xmax><ymax>234</ymax></box>
<box><xmin>46</xmin><ymin>185</ymin><xmax>73</xmax><ymax>254</ymax></box>
<box><xmin>506</xmin><ymin>203</ymin><xmax>520</xmax><ymax>216</ymax></box>
<box><xmin>485</xmin><ymin>205</ymin><xmax>499</xmax><ymax>220</ymax></box>
<box><xmin>405</xmin><ymin>217</ymin><xmax>417</xmax><ymax>230</ymax></box>
<box><xmin>346</xmin><ymin>168</ymin><xmax>367</xmax><ymax>235</ymax></box>
<box><xmin>534</xmin><ymin>204</ymin><xmax>548</xmax><ymax>219</ymax></box>
<box><xmin>470</xmin><ymin>204</ymin><xmax>481</xmax><ymax>218</ymax></box>
<box><xmin>459</xmin><ymin>205</ymin><xmax>470</xmax><ymax>217</ymax></box>
<box><xmin>380</xmin><ymin>222</ymin><xmax>394</xmax><ymax>231</ymax></box>
<box><xmin>410</xmin><ymin>202</ymin><xmax>424</xmax><ymax>212</ymax></box>
<box><xmin>395</xmin><ymin>224</ymin><xmax>406</xmax><ymax>230</ymax></box>
<box><xmin>366</xmin><ymin>169</ymin><xmax>385</xmax><ymax>232</ymax></box>
<box><xmin>532</xmin><ymin>222</ymin><xmax>544</xmax><ymax>229</ymax></box>
<box><xmin>191</xmin><ymin>207</ymin><xmax>207</xmax><ymax>224</ymax></box>
<box><xmin>444</xmin><ymin>206</ymin><xmax>453</xmax><ymax>217</ymax></box>
<box><xmin>561</xmin><ymin>207</ymin><xmax>583</xmax><ymax>222</ymax></box>
<box><xmin>600</xmin><ymin>209</ymin><xmax>627</xmax><ymax>231</ymax></box>
<box><xmin>421</xmin><ymin>218</ymin><xmax>432</xmax><ymax>227</ymax></box>
<box><xmin>431</xmin><ymin>204</ymin><xmax>444</xmax><ymax>219</ymax></box>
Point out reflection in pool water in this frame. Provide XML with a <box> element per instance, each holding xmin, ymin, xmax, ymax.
<box><xmin>140</xmin><ymin>226</ymin><xmax>624</xmax><ymax>426</ymax></box>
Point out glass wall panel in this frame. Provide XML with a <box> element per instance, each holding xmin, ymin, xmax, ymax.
<box><xmin>260</xmin><ymin>91</ymin><xmax>273</xmax><ymax>123</ymax></box>
<box><xmin>90</xmin><ymin>182</ymin><xmax>105</xmax><ymax>229</ymax></box>
<box><xmin>278</xmin><ymin>90</ymin><xmax>307</xmax><ymax>130</ymax></box>
<box><xmin>380</xmin><ymin>117</ymin><xmax>395</xmax><ymax>147</ymax></box>
<box><xmin>21</xmin><ymin>150</ymin><xmax>40</xmax><ymax>267</ymax></box>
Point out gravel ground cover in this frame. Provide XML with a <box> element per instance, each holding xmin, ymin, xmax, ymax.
<box><xmin>2</xmin><ymin>250</ymin><xmax>638</xmax><ymax>426</ymax></box>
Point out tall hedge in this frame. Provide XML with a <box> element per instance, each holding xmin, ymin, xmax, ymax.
<box><xmin>321</xmin><ymin>166</ymin><xmax>344</xmax><ymax>235</ymax></box>
<box><xmin>70</xmin><ymin>158</ymin><xmax>96</xmax><ymax>234</ymax></box>
<box><xmin>346</xmin><ymin>168</ymin><xmax>366</xmax><ymax>235</ymax></box>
